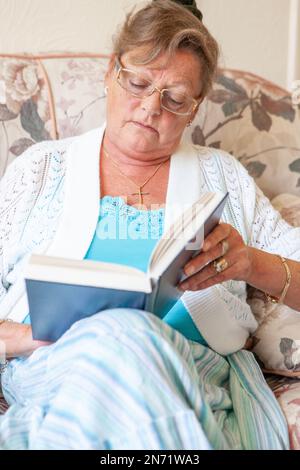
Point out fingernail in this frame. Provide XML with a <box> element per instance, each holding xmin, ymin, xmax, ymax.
<box><xmin>203</xmin><ymin>242</ymin><xmax>210</xmax><ymax>252</ymax></box>
<box><xmin>178</xmin><ymin>283</ymin><xmax>189</xmax><ymax>291</ymax></box>
<box><xmin>185</xmin><ymin>265</ymin><xmax>195</xmax><ymax>276</ymax></box>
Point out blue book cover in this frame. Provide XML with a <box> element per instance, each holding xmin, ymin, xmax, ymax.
<box><xmin>25</xmin><ymin>192</ymin><xmax>228</xmax><ymax>341</ymax></box>
<box><xmin>26</xmin><ymin>280</ymin><xmax>148</xmax><ymax>342</ymax></box>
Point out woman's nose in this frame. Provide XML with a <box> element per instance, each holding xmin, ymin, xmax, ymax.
<box><xmin>141</xmin><ymin>89</ymin><xmax>162</xmax><ymax>117</ymax></box>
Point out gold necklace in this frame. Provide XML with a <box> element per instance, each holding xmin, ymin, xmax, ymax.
<box><xmin>103</xmin><ymin>148</ymin><xmax>169</xmax><ymax>206</ymax></box>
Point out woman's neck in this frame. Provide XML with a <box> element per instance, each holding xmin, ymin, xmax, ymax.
<box><xmin>102</xmin><ymin>135</ymin><xmax>171</xmax><ymax>177</ymax></box>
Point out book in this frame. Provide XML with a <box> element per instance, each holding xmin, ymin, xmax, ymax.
<box><xmin>25</xmin><ymin>192</ymin><xmax>228</xmax><ymax>341</ymax></box>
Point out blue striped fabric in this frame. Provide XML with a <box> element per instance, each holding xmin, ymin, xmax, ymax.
<box><xmin>0</xmin><ymin>309</ymin><xmax>289</xmax><ymax>449</ymax></box>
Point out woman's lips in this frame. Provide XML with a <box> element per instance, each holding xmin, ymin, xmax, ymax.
<box><xmin>131</xmin><ymin>121</ymin><xmax>158</xmax><ymax>134</ymax></box>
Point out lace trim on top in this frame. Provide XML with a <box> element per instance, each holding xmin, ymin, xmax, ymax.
<box><xmin>97</xmin><ymin>195</ymin><xmax>165</xmax><ymax>240</ymax></box>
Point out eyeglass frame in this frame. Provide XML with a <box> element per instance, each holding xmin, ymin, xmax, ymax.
<box><xmin>114</xmin><ymin>57</ymin><xmax>202</xmax><ymax>116</ymax></box>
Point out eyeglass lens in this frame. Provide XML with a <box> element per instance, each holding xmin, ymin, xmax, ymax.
<box><xmin>117</xmin><ymin>68</ymin><xmax>195</xmax><ymax>115</ymax></box>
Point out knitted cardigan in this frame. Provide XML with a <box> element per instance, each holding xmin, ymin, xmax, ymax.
<box><xmin>1</xmin><ymin>125</ymin><xmax>299</xmax><ymax>355</ymax></box>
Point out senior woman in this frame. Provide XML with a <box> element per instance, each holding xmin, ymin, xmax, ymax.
<box><xmin>0</xmin><ymin>0</ymin><xmax>299</xmax><ymax>450</ymax></box>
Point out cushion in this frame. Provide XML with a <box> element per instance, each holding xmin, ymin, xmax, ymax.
<box><xmin>0</xmin><ymin>56</ymin><xmax>51</xmax><ymax>177</ymax></box>
<box><xmin>248</xmin><ymin>193</ymin><xmax>300</xmax><ymax>377</ymax></box>
<box><xmin>189</xmin><ymin>70</ymin><xmax>300</xmax><ymax>200</ymax></box>
<box><xmin>0</xmin><ymin>54</ymin><xmax>110</xmax><ymax>179</ymax></box>
<box><xmin>272</xmin><ymin>193</ymin><xmax>300</xmax><ymax>227</ymax></box>
<box><xmin>41</xmin><ymin>55</ymin><xmax>109</xmax><ymax>138</ymax></box>
<box><xmin>267</xmin><ymin>374</ymin><xmax>300</xmax><ymax>450</ymax></box>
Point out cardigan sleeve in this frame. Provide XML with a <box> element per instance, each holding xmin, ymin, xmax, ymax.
<box><xmin>0</xmin><ymin>140</ymin><xmax>68</xmax><ymax>319</ymax></box>
<box><xmin>222</xmin><ymin>152</ymin><xmax>300</xmax><ymax>261</ymax></box>
<box><xmin>0</xmin><ymin>150</ymin><xmax>34</xmax><ymax>306</ymax></box>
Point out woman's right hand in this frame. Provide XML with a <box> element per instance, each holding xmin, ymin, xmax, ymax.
<box><xmin>0</xmin><ymin>321</ymin><xmax>52</xmax><ymax>358</ymax></box>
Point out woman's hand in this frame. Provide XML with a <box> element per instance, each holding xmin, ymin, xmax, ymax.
<box><xmin>0</xmin><ymin>321</ymin><xmax>52</xmax><ymax>358</ymax></box>
<box><xmin>178</xmin><ymin>222</ymin><xmax>253</xmax><ymax>291</ymax></box>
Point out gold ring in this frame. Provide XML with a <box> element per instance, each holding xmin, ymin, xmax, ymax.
<box><xmin>213</xmin><ymin>257</ymin><xmax>229</xmax><ymax>274</ymax></box>
<box><xmin>221</xmin><ymin>239</ymin><xmax>229</xmax><ymax>256</ymax></box>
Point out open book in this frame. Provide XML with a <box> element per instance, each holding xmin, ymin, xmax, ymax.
<box><xmin>25</xmin><ymin>192</ymin><xmax>228</xmax><ymax>341</ymax></box>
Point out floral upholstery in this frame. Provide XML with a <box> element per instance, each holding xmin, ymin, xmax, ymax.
<box><xmin>0</xmin><ymin>53</ymin><xmax>300</xmax><ymax>448</ymax></box>
<box><xmin>0</xmin><ymin>54</ymin><xmax>109</xmax><ymax>175</ymax></box>
<box><xmin>193</xmin><ymin>71</ymin><xmax>300</xmax><ymax>200</ymax></box>
<box><xmin>266</xmin><ymin>375</ymin><xmax>300</xmax><ymax>450</ymax></box>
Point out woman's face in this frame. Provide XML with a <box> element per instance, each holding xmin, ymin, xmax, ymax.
<box><xmin>104</xmin><ymin>48</ymin><xmax>203</xmax><ymax>160</ymax></box>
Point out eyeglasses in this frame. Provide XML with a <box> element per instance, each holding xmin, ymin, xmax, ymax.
<box><xmin>115</xmin><ymin>58</ymin><xmax>200</xmax><ymax>116</ymax></box>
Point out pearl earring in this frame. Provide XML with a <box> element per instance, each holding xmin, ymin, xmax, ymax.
<box><xmin>186</xmin><ymin>120</ymin><xmax>192</xmax><ymax>128</ymax></box>
<box><xmin>104</xmin><ymin>86</ymin><xmax>109</xmax><ymax>96</ymax></box>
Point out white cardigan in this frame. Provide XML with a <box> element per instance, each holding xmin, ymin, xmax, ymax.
<box><xmin>1</xmin><ymin>124</ymin><xmax>300</xmax><ymax>355</ymax></box>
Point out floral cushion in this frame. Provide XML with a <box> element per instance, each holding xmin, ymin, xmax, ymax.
<box><xmin>42</xmin><ymin>55</ymin><xmax>109</xmax><ymax>138</ymax></box>
<box><xmin>266</xmin><ymin>375</ymin><xmax>300</xmax><ymax>450</ymax></box>
<box><xmin>248</xmin><ymin>193</ymin><xmax>300</xmax><ymax>377</ymax></box>
<box><xmin>192</xmin><ymin>70</ymin><xmax>300</xmax><ymax>200</ymax></box>
<box><xmin>249</xmin><ymin>300</ymin><xmax>300</xmax><ymax>376</ymax></box>
<box><xmin>0</xmin><ymin>54</ymin><xmax>109</xmax><ymax>177</ymax></box>
<box><xmin>1</xmin><ymin>54</ymin><xmax>300</xmax><ymax>201</ymax></box>
<box><xmin>272</xmin><ymin>193</ymin><xmax>300</xmax><ymax>226</ymax></box>
<box><xmin>0</xmin><ymin>57</ymin><xmax>51</xmax><ymax>176</ymax></box>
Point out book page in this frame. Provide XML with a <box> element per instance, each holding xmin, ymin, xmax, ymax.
<box><xmin>148</xmin><ymin>193</ymin><xmax>215</xmax><ymax>271</ymax></box>
<box><xmin>25</xmin><ymin>255</ymin><xmax>153</xmax><ymax>293</ymax></box>
<box><xmin>148</xmin><ymin>192</ymin><xmax>228</xmax><ymax>280</ymax></box>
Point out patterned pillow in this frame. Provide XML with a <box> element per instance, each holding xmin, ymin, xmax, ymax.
<box><xmin>266</xmin><ymin>375</ymin><xmax>300</xmax><ymax>449</ymax></box>
<box><xmin>190</xmin><ymin>70</ymin><xmax>300</xmax><ymax>200</ymax></box>
<box><xmin>248</xmin><ymin>193</ymin><xmax>300</xmax><ymax>377</ymax></box>
<box><xmin>0</xmin><ymin>56</ymin><xmax>51</xmax><ymax>177</ymax></box>
<box><xmin>0</xmin><ymin>54</ymin><xmax>110</xmax><ymax>178</ymax></box>
<box><xmin>272</xmin><ymin>193</ymin><xmax>300</xmax><ymax>227</ymax></box>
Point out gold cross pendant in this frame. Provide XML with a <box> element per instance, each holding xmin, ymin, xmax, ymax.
<box><xmin>132</xmin><ymin>187</ymin><xmax>150</xmax><ymax>206</ymax></box>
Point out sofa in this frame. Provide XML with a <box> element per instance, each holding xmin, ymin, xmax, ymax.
<box><xmin>0</xmin><ymin>52</ymin><xmax>300</xmax><ymax>449</ymax></box>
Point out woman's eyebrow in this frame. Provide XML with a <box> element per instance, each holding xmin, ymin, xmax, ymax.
<box><xmin>166</xmin><ymin>79</ymin><xmax>193</xmax><ymax>89</ymax></box>
<box><xmin>124</xmin><ymin>62</ymin><xmax>194</xmax><ymax>91</ymax></box>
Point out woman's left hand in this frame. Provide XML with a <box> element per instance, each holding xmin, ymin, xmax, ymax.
<box><xmin>178</xmin><ymin>223</ymin><xmax>253</xmax><ymax>291</ymax></box>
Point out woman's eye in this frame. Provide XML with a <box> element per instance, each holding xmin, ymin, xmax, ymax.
<box><xmin>129</xmin><ymin>80</ymin><xmax>148</xmax><ymax>89</ymax></box>
<box><xmin>168</xmin><ymin>96</ymin><xmax>184</xmax><ymax>106</ymax></box>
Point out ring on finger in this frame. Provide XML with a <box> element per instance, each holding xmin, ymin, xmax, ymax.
<box><xmin>213</xmin><ymin>257</ymin><xmax>229</xmax><ymax>274</ymax></box>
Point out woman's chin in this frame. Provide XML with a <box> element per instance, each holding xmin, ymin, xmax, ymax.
<box><xmin>125</xmin><ymin>131</ymin><xmax>159</xmax><ymax>154</ymax></box>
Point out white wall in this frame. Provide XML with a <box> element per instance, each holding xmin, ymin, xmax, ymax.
<box><xmin>198</xmin><ymin>0</ymin><xmax>300</xmax><ymax>91</ymax></box>
<box><xmin>0</xmin><ymin>0</ymin><xmax>134</xmax><ymax>53</ymax></box>
<box><xmin>0</xmin><ymin>0</ymin><xmax>299</xmax><ymax>90</ymax></box>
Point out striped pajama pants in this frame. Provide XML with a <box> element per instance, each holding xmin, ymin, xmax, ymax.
<box><xmin>0</xmin><ymin>309</ymin><xmax>289</xmax><ymax>450</ymax></box>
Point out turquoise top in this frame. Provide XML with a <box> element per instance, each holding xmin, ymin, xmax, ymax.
<box><xmin>25</xmin><ymin>195</ymin><xmax>207</xmax><ymax>345</ymax></box>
